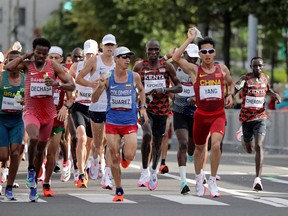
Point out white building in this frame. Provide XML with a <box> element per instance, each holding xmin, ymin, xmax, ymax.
<box><xmin>0</xmin><ymin>0</ymin><xmax>62</xmax><ymax>52</ymax></box>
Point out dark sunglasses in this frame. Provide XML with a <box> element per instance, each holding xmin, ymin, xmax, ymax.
<box><xmin>199</xmin><ymin>49</ymin><xmax>215</xmax><ymax>54</ymax></box>
<box><xmin>73</xmin><ymin>56</ymin><xmax>83</xmax><ymax>59</ymax></box>
<box><xmin>118</xmin><ymin>55</ymin><xmax>131</xmax><ymax>59</ymax></box>
<box><xmin>148</xmin><ymin>48</ymin><xmax>160</xmax><ymax>52</ymax></box>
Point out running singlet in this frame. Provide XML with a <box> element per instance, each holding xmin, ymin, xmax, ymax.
<box><xmin>0</xmin><ymin>71</ymin><xmax>25</xmax><ymax>114</ymax></box>
<box><xmin>24</xmin><ymin>60</ymin><xmax>57</xmax><ymax>121</ymax></box>
<box><xmin>89</xmin><ymin>55</ymin><xmax>115</xmax><ymax>112</ymax></box>
<box><xmin>106</xmin><ymin>70</ymin><xmax>137</xmax><ymax>126</ymax></box>
<box><xmin>193</xmin><ymin>64</ymin><xmax>225</xmax><ymax>113</ymax></box>
<box><xmin>173</xmin><ymin>67</ymin><xmax>196</xmax><ymax>115</ymax></box>
<box><xmin>239</xmin><ymin>73</ymin><xmax>269</xmax><ymax>122</ymax></box>
<box><xmin>75</xmin><ymin>61</ymin><xmax>92</xmax><ymax>106</ymax></box>
<box><xmin>140</xmin><ymin>59</ymin><xmax>170</xmax><ymax>116</ymax></box>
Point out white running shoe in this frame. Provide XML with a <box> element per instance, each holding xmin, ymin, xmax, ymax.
<box><xmin>1</xmin><ymin>168</ymin><xmax>9</xmax><ymax>183</ymax></box>
<box><xmin>195</xmin><ymin>171</ymin><xmax>206</xmax><ymax>197</ymax></box>
<box><xmin>97</xmin><ymin>166</ymin><xmax>103</xmax><ymax>180</ymax></box>
<box><xmin>235</xmin><ymin>126</ymin><xmax>243</xmax><ymax>142</ymax></box>
<box><xmin>208</xmin><ymin>177</ymin><xmax>220</xmax><ymax>198</ymax></box>
<box><xmin>148</xmin><ymin>168</ymin><xmax>158</xmax><ymax>191</ymax></box>
<box><xmin>73</xmin><ymin>169</ymin><xmax>79</xmax><ymax>185</ymax></box>
<box><xmin>61</xmin><ymin>160</ymin><xmax>71</xmax><ymax>182</ymax></box>
<box><xmin>89</xmin><ymin>158</ymin><xmax>99</xmax><ymax>180</ymax></box>
<box><xmin>137</xmin><ymin>168</ymin><xmax>150</xmax><ymax>187</ymax></box>
<box><xmin>216</xmin><ymin>174</ymin><xmax>221</xmax><ymax>181</ymax></box>
<box><xmin>101</xmin><ymin>168</ymin><xmax>113</xmax><ymax>190</ymax></box>
<box><xmin>253</xmin><ymin>177</ymin><xmax>263</xmax><ymax>191</ymax></box>
<box><xmin>0</xmin><ymin>184</ymin><xmax>2</xmax><ymax>195</ymax></box>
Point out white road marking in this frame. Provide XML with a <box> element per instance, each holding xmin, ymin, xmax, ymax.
<box><xmin>129</xmin><ymin>163</ymin><xmax>288</xmax><ymax>207</ymax></box>
<box><xmin>263</xmin><ymin>177</ymin><xmax>288</xmax><ymax>184</ymax></box>
<box><xmin>152</xmin><ymin>195</ymin><xmax>229</xmax><ymax>205</ymax></box>
<box><xmin>0</xmin><ymin>193</ymin><xmax>46</xmax><ymax>203</ymax></box>
<box><xmin>69</xmin><ymin>194</ymin><xmax>137</xmax><ymax>203</ymax></box>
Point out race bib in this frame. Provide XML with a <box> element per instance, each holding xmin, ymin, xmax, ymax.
<box><xmin>30</xmin><ymin>82</ymin><xmax>53</xmax><ymax>98</ymax></box>
<box><xmin>199</xmin><ymin>85</ymin><xmax>222</xmax><ymax>100</ymax></box>
<box><xmin>53</xmin><ymin>92</ymin><xmax>60</xmax><ymax>106</ymax></box>
<box><xmin>144</xmin><ymin>79</ymin><xmax>165</xmax><ymax>93</ymax></box>
<box><xmin>178</xmin><ymin>83</ymin><xmax>195</xmax><ymax>97</ymax></box>
<box><xmin>245</xmin><ymin>96</ymin><xmax>265</xmax><ymax>108</ymax></box>
<box><xmin>1</xmin><ymin>96</ymin><xmax>22</xmax><ymax>112</ymax></box>
<box><xmin>110</xmin><ymin>95</ymin><xmax>132</xmax><ymax>110</ymax></box>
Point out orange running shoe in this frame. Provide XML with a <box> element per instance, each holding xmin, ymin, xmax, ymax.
<box><xmin>112</xmin><ymin>194</ymin><xmax>124</xmax><ymax>202</ymax></box>
<box><xmin>77</xmin><ymin>173</ymin><xmax>88</xmax><ymax>188</ymax></box>
<box><xmin>158</xmin><ymin>164</ymin><xmax>169</xmax><ymax>174</ymax></box>
<box><xmin>43</xmin><ymin>184</ymin><xmax>55</xmax><ymax>197</ymax></box>
<box><xmin>120</xmin><ymin>157</ymin><xmax>131</xmax><ymax>169</ymax></box>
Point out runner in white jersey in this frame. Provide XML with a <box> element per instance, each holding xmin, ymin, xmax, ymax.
<box><xmin>76</xmin><ymin>34</ymin><xmax>117</xmax><ymax>190</ymax></box>
<box><xmin>69</xmin><ymin>39</ymin><xmax>98</xmax><ymax>188</ymax></box>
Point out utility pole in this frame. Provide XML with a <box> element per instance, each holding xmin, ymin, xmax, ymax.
<box><xmin>247</xmin><ymin>14</ymin><xmax>258</xmax><ymax>71</ymax></box>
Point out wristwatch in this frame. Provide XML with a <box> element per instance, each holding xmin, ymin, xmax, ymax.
<box><xmin>139</xmin><ymin>103</ymin><xmax>147</xmax><ymax>109</ymax></box>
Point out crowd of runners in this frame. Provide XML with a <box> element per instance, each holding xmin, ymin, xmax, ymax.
<box><xmin>0</xmin><ymin>27</ymin><xmax>281</xmax><ymax>202</ymax></box>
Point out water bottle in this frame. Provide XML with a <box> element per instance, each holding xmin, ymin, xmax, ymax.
<box><xmin>14</xmin><ymin>91</ymin><xmax>22</xmax><ymax>108</ymax></box>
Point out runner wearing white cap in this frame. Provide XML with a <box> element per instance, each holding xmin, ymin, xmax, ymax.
<box><xmin>69</xmin><ymin>39</ymin><xmax>98</xmax><ymax>188</ymax></box>
<box><xmin>76</xmin><ymin>34</ymin><xmax>117</xmax><ymax>190</ymax></box>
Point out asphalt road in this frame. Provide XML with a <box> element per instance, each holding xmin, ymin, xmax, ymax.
<box><xmin>0</xmin><ymin>149</ymin><xmax>287</xmax><ymax>216</ymax></box>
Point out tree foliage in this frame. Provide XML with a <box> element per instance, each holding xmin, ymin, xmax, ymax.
<box><xmin>42</xmin><ymin>0</ymin><xmax>288</xmax><ymax>72</ymax></box>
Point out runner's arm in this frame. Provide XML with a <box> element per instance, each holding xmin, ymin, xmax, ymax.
<box><xmin>52</xmin><ymin>61</ymin><xmax>75</xmax><ymax>91</ymax></box>
<box><xmin>75</xmin><ymin>57</ymin><xmax>97</xmax><ymax>88</ymax></box>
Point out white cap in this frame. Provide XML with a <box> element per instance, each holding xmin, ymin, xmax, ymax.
<box><xmin>48</xmin><ymin>46</ymin><xmax>63</xmax><ymax>56</ymax></box>
<box><xmin>0</xmin><ymin>52</ymin><xmax>4</xmax><ymax>63</ymax></box>
<box><xmin>83</xmin><ymin>39</ymin><xmax>98</xmax><ymax>55</ymax></box>
<box><xmin>185</xmin><ymin>44</ymin><xmax>200</xmax><ymax>58</ymax></box>
<box><xmin>114</xmin><ymin>46</ymin><xmax>134</xmax><ymax>57</ymax></box>
<box><xmin>102</xmin><ymin>34</ymin><xmax>116</xmax><ymax>45</ymax></box>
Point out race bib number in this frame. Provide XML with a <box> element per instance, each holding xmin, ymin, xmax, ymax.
<box><xmin>1</xmin><ymin>97</ymin><xmax>22</xmax><ymax>112</ymax></box>
<box><xmin>144</xmin><ymin>79</ymin><xmax>165</xmax><ymax>93</ymax></box>
<box><xmin>178</xmin><ymin>84</ymin><xmax>195</xmax><ymax>97</ymax></box>
<box><xmin>30</xmin><ymin>82</ymin><xmax>52</xmax><ymax>98</ymax></box>
<box><xmin>245</xmin><ymin>96</ymin><xmax>265</xmax><ymax>108</ymax></box>
<box><xmin>110</xmin><ymin>95</ymin><xmax>132</xmax><ymax>110</ymax></box>
<box><xmin>53</xmin><ymin>92</ymin><xmax>60</xmax><ymax>106</ymax></box>
<box><xmin>199</xmin><ymin>85</ymin><xmax>222</xmax><ymax>100</ymax></box>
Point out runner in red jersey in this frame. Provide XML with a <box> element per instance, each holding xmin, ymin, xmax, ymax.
<box><xmin>133</xmin><ymin>40</ymin><xmax>182</xmax><ymax>191</ymax></box>
<box><xmin>173</xmin><ymin>27</ymin><xmax>234</xmax><ymax>198</ymax></box>
<box><xmin>5</xmin><ymin>38</ymin><xmax>75</xmax><ymax>201</ymax></box>
<box><xmin>234</xmin><ymin>57</ymin><xmax>281</xmax><ymax>191</ymax></box>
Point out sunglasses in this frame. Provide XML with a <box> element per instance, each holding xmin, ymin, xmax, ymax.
<box><xmin>118</xmin><ymin>55</ymin><xmax>131</xmax><ymax>59</ymax></box>
<box><xmin>199</xmin><ymin>49</ymin><xmax>215</xmax><ymax>54</ymax></box>
<box><xmin>148</xmin><ymin>48</ymin><xmax>160</xmax><ymax>52</ymax></box>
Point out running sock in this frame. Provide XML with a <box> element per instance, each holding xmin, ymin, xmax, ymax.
<box><xmin>28</xmin><ymin>165</ymin><xmax>35</xmax><ymax>170</ymax></box>
<box><xmin>115</xmin><ymin>187</ymin><xmax>124</xmax><ymax>195</ymax></box>
<box><xmin>161</xmin><ymin>159</ymin><xmax>166</xmax><ymax>165</ymax></box>
<box><xmin>179</xmin><ymin>166</ymin><xmax>186</xmax><ymax>182</ymax></box>
<box><xmin>6</xmin><ymin>185</ymin><xmax>13</xmax><ymax>189</ymax></box>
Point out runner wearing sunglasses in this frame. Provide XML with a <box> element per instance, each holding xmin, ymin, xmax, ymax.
<box><xmin>172</xmin><ymin>27</ymin><xmax>234</xmax><ymax>198</ymax></box>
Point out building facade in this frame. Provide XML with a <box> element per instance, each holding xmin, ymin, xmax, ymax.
<box><xmin>0</xmin><ymin>0</ymin><xmax>62</xmax><ymax>52</ymax></box>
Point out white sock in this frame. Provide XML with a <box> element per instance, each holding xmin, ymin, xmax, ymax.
<box><xmin>179</xmin><ymin>166</ymin><xmax>186</xmax><ymax>182</ymax></box>
<box><xmin>209</xmin><ymin>176</ymin><xmax>216</xmax><ymax>181</ymax></box>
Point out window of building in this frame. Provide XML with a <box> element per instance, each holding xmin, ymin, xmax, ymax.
<box><xmin>19</xmin><ymin>7</ymin><xmax>26</xmax><ymax>26</ymax></box>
